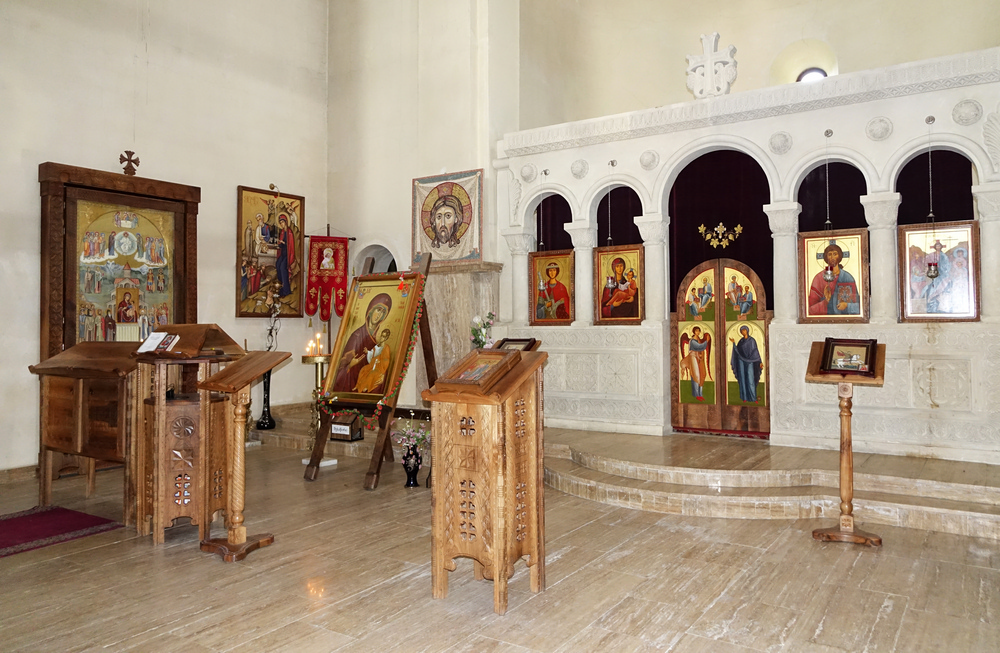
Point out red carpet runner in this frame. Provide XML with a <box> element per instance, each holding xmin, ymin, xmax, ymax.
<box><xmin>0</xmin><ymin>506</ymin><xmax>122</xmax><ymax>557</ymax></box>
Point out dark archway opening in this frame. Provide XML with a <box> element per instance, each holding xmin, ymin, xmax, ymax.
<box><xmin>596</xmin><ymin>186</ymin><xmax>643</xmax><ymax>246</ymax></box>
<box><xmin>896</xmin><ymin>150</ymin><xmax>974</xmax><ymax>226</ymax></box>
<box><xmin>797</xmin><ymin>161</ymin><xmax>868</xmax><ymax>232</ymax></box>
<box><xmin>535</xmin><ymin>194</ymin><xmax>573</xmax><ymax>251</ymax></box>
<box><xmin>668</xmin><ymin>150</ymin><xmax>772</xmax><ymax>312</ymax></box>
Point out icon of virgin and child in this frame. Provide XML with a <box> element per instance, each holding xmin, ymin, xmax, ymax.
<box><xmin>601</xmin><ymin>257</ymin><xmax>639</xmax><ymax>319</ymax></box>
<box><xmin>331</xmin><ymin>293</ymin><xmax>394</xmax><ymax>395</ymax></box>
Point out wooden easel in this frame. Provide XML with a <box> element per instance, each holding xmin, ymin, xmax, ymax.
<box><xmin>804</xmin><ymin>341</ymin><xmax>886</xmax><ymax>547</ymax></box>
<box><xmin>304</xmin><ymin>254</ymin><xmax>438</xmax><ymax>490</ymax></box>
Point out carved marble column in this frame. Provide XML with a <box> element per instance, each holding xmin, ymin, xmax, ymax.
<box><xmin>763</xmin><ymin>202</ymin><xmax>801</xmax><ymax>324</ymax></box>
<box><xmin>973</xmin><ymin>183</ymin><xmax>1000</xmax><ymax>321</ymax></box>
<box><xmin>563</xmin><ymin>224</ymin><xmax>597</xmax><ymax>326</ymax></box>
<box><xmin>502</xmin><ymin>231</ymin><xmax>536</xmax><ymax>326</ymax></box>
<box><xmin>860</xmin><ymin>192</ymin><xmax>901</xmax><ymax>324</ymax></box>
<box><xmin>634</xmin><ymin>213</ymin><xmax>669</xmax><ymax>323</ymax></box>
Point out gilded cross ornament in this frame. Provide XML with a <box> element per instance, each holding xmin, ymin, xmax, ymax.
<box><xmin>698</xmin><ymin>222</ymin><xmax>742</xmax><ymax>248</ymax></box>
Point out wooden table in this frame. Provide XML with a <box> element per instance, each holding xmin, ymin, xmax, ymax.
<box><xmin>29</xmin><ymin>342</ymin><xmax>141</xmax><ymax>529</ymax></box>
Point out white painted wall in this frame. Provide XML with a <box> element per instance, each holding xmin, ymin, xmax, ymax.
<box><xmin>520</xmin><ymin>0</ymin><xmax>1000</xmax><ymax>129</ymax></box>
<box><xmin>0</xmin><ymin>0</ymin><xmax>329</xmax><ymax>470</ymax></box>
<box><xmin>327</xmin><ymin>0</ymin><xmax>518</xmax><ymax>406</ymax></box>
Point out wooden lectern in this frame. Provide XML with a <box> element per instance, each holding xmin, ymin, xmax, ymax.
<box><xmin>804</xmin><ymin>339</ymin><xmax>886</xmax><ymax>547</ymax></box>
<box><xmin>421</xmin><ymin>349</ymin><xmax>548</xmax><ymax>615</ymax></box>
<box><xmin>29</xmin><ymin>342</ymin><xmax>142</xmax><ymax>527</ymax></box>
<box><xmin>133</xmin><ymin>324</ymin><xmax>258</xmax><ymax>548</ymax></box>
<box><xmin>198</xmin><ymin>350</ymin><xmax>290</xmax><ymax>561</ymax></box>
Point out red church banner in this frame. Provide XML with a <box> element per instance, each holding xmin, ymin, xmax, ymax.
<box><xmin>305</xmin><ymin>236</ymin><xmax>349</xmax><ymax>320</ymax></box>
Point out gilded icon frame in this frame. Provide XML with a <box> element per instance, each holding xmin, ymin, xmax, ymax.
<box><xmin>797</xmin><ymin>228</ymin><xmax>870</xmax><ymax>323</ymax></box>
<box><xmin>320</xmin><ymin>272</ymin><xmax>426</xmax><ymax>404</ymax></box>
<box><xmin>897</xmin><ymin>220</ymin><xmax>980</xmax><ymax>322</ymax></box>
<box><xmin>528</xmin><ymin>249</ymin><xmax>575</xmax><ymax>326</ymax></box>
<box><xmin>593</xmin><ymin>244</ymin><xmax>645</xmax><ymax>325</ymax></box>
<box><xmin>237</xmin><ymin>185</ymin><xmax>305</xmax><ymax>318</ymax></box>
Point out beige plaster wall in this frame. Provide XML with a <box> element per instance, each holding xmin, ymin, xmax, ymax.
<box><xmin>520</xmin><ymin>0</ymin><xmax>1000</xmax><ymax>129</ymax></box>
<box><xmin>0</xmin><ymin>0</ymin><xmax>330</xmax><ymax>470</ymax></box>
<box><xmin>327</xmin><ymin>0</ymin><xmax>519</xmax><ymax>405</ymax></box>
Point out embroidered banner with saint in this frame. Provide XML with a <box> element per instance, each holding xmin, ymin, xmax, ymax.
<box><xmin>305</xmin><ymin>236</ymin><xmax>349</xmax><ymax>320</ymax></box>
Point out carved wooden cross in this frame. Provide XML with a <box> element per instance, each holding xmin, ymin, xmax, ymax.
<box><xmin>120</xmin><ymin>150</ymin><xmax>140</xmax><ymax>176</ymax></box>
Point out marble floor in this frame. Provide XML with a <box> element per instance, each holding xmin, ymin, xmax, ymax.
<box><xmin>2</xmin><ymin>439</ymin><xmax>999</xmax><ymax>652</ymax></box>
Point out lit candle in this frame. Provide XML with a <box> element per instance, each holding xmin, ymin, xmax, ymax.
<box><xmin>308</xmin><ymin>339</ymin><xmax>314</xmax><ymax>355</ymax></box>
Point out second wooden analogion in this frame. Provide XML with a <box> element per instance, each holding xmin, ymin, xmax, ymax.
<box><xmin>422</xmin><ymin>350</ymin><xmax>548</xmax><ymax>615</ymax></box>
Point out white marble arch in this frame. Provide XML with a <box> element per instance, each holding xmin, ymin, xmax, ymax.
<box><xmin>884</xmin><ymin>133</ymin><xmax>995</xmax><ymax>192</ymax></box>
<box><xmin>650</xmin><ymin>134</ymin><xmax>781</xmax><ymax>212</ymax></box>
<box><xmin>783</xmin><ymin>147</ymin><xmax>880</xmax><ymax>200</ymax></box>
<box><xmin>495</xmin><ymin>48</ymin><xmax>1000</xmax><ymax>462</ymax></box>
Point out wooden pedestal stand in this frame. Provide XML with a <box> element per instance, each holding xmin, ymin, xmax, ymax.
<box><xmin>422</xmin><ymin>350</ymin><xmax>548</xmax><ymax>615</ymax></box>
<box><xmin>304</xmin><ymin>255</ymin><xmax>438</xmax><ymax>491</ymax></box>
<box><xmin>198</xmin><ymin>350</ymin><xmax>290</xmax><ymax>562</ymax></box>
<box><xmin>805</xmin><ymin>341</ymin><xmax>886</xmax><ymax>547</ymax></box>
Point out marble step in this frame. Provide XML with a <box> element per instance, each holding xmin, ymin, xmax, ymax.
<box><xmin>545</xmin><ymin>457</ymin><xmax>1000</xmax><ymax>541</ymax></box>
<box><xmin>548</xmin><ymin>444</ymin><xmax>1000</xmax><ymax>507</ymax></box>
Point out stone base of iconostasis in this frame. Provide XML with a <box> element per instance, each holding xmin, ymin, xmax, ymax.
<box><xmin>768</xmin><ymin>321</ymin><xmax>1000</xmax><ymax>466</ymax></box>
<box><xmin>412</xmin><ymin>261</ymin><xmax>503</xmax><ymax>404</ymax></box>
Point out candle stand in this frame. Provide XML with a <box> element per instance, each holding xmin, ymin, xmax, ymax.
<box><xmin>301</xmin><ymin>354</ymin><xmax>331</xmax><ymax>437</ymax></box>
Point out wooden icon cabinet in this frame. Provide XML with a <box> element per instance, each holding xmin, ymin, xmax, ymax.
<box><xmin>422</xmin><ymin>350</ymin><xmax>547</xmax><ymax>615</ymax></box>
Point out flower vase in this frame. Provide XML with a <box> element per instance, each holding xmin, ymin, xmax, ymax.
<box><xmin>402</xmin><ymin>445</ymin><xmax>421</xmax><ymax>488</ymax></box>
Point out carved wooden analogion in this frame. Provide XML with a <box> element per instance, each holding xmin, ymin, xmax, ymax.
<box><xmin>134</xmin><ymin>324</ymin><xmax>243</xmax><ymax>545</ymax></box>
<box><xmin>422</xmin><ymin>350</ymin><xmax>547</xmax><ymax>615</ymax></box>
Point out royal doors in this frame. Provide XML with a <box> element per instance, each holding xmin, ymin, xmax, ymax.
<box><xmin>672</xmin><ymin>259</ymin><xmax>770</xmax><ymax>437</ymax></box>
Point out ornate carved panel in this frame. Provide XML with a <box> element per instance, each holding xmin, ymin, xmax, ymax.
<box><xmin>769</xmin><ymin>323</ymin><xmax>1000</xmax><ymax>458</ymax></box>
<box><xmin>511</xmin><ymin>325</ymin><xmax>665</xmax><ymax>429</ymax></box>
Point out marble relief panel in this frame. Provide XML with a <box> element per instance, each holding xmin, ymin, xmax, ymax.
<box><xmin>769</xmin><ymin>323</ymin><xmax>1000</xmax><ymax>461</ymax></box>
<box><xmin>910</xmin><ymin>359</ymin><xmax>972</xmax><ymax>411</ymax></box>
<box><xmin>509</xmin><ymin>325</ymin><xmax>665</xmax><ymax>429</ymax></box>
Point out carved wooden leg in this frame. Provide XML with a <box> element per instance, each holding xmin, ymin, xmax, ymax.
<box><xmin>493</xmin><ymin>558</ymin><xmax>509</xmax><ymax>615</ymax></box>
<box><xmin>812</xmin><ymin>383</ymin><xmax>881</xmax><ymax>547</ymax></box>
<box><xmin>85</xmin><ymin>457</ymin><xmax>97</xmax><ymax>498</ymax></box>
<box><xmin>432</xmin><ymin>539</ymin><xmax>448</xmax><ymax>600</ymax></box>
<box><xmin>201</xmin><ymin>387</ymin><xmax>274</xmax><ymax>562</ymax></box>
<box><xmin>39</xmin><ymin>448</ymin><xmax>53</xmax><ymax>507</ymax></box>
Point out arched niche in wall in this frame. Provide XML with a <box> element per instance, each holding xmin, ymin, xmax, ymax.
<box><xmin>596</xmin><ymin>186</ymin><xmax>643</xmax><ymax>247</ymax></box>
<box><xmin>667</xmin><ymin>150</ymin><xmax>772</xmax><ymax>313</ymax></box>
<box><xmin>797</xmin><ymin>162</ymin><xmax>868</xmax><ymax>232</ymax></box>
<box><xmin>896</xmin><ymin>150</ymin><xmax>975</xmax><ymax>226</ymax></box>
<box><xmin>535</xmin><ymin>193</ymin><xmax>573</xmax><ymax>251</ymax></box>
<box><xmin>352</xmin><ymin>243</ymin><xmax>397</xmax><ymax>273</ymax></box>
